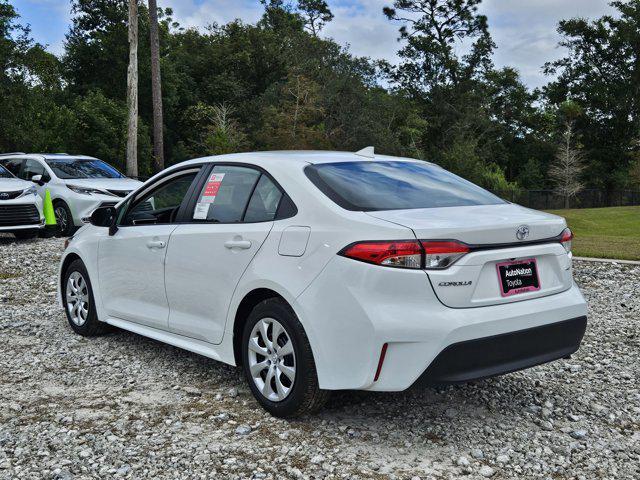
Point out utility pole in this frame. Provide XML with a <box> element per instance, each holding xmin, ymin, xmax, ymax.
<box><xmin>148</xmin><ymin>0</ymin><xmax>164</xmax><ymax>172</ymax></box>
<box><xmin>126</xmin><ymin>0</ymin><xmax>139</xmax><ymax>178</ymax></box>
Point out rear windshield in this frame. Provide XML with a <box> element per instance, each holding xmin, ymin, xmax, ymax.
<box><xmin>0</xmin><ymin>164</ymin><xmax>13</xmax><ymax>179</ymax></box>
<box><xmin>46</xmin><ymin>159</ymin><xmax>124</xmax><ymax>179</ymax></box>
<box><xmin>305</xmin><ymin>161</ymin><xmax>505</xmax><ymax>211</ymax></box>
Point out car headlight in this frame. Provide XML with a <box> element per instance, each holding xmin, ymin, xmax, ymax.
<box><xmin>17</xmin><ymin>185</ymin><xmax>38</xmax><ymax>198</ymax></box>
<box><xmin>66</xmin><ymin>184</ymin><xmax>114</xmax><ymax>196</ymax></box>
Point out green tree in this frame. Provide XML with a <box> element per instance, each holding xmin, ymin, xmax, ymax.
<box><xmin>544</xmin><ymin>0</ymin><xmax>640</xmax><ymax>193</ymax></box>
<box><xmin>260</xmin><ymin>74</ymin><xmax>329</xmax><ymax>149</ymax></box>
<box><xmin>180</xmin><ymin>102</ymin><xmax>249</xmax><ymax>156</ymax></box>
<box><xmin>297</xmin><ymin>0</ymin><xmax>333</xmax><ymax>36</ymax></box>
<box><xmin>382</xmin><ymin>0</ymin><xmax>519</xmax><ymax>196</ymax></box>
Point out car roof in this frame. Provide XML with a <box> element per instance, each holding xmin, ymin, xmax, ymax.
<box><xmin>177</xmin><ymin>150</ymin><xmax>433</xmax><ymax>168</ymax></box>
<box><xmin>0</xmin><ymin>153</ymin><xmax>98</xmax><ymax>161</ymax></box>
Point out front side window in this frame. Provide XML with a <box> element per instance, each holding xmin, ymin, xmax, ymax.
<box><xmin>122</xmin><ymin>171</ymin><xmax>198</xmax><ymax>226</ymax></box>
<box><xmin>46</xmin><ymin>158</ymin><xmax>124</xmax><ymax>179</ymax></box>
<box><xmin>0</xmin><ymin>158</ymin><xmax>24</xmax><ymax>176</ymax></box>
<box><xmin>22</xmin><ymin>159</ymin><xmax>48</xmax><ymax>181</ymax></box>
<box><xmin>0</xmin><ymin>164</ymin><xmax>14</xmax><ymax>178</ymax></box>
<box><xmin>305</xmin><ymin>161</ymin><xmax>505</xmax><ymax>211</ymax></box>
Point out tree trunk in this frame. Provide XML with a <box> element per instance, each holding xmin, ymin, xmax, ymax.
<box><xmin>126</xmin><ymin>0</ymin><xmax>139</xmax><ymax>178</ymax></box>
<box><xmin>148</xmin><ymin>0</ymin><xmax>164</xmax><ymax>172</ymax></box>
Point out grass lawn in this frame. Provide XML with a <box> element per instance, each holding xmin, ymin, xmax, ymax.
<box><xmin>546</xmin><ymin>206</ymin><xmax>640</xmax><ymax>261</ymax></box>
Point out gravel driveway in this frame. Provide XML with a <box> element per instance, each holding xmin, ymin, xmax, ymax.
<box><xmin>1</xmin><ymin>235</ymin><xmax>638</xmax><ymax>480</ymax></box>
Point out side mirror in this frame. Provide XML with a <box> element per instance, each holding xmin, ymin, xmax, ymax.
<box><xmin>31</xmin><ymin>174</ymin><xmax>44</xmax><ymax>186</ymax></box>
<box><xmin>90</xmin><ymin>206</ymin><xmax>116</xmax><ymax>228</ymax></box>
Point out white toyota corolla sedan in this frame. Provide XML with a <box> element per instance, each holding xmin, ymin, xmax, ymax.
<box><xmin>58</xmin><ymin>149</ymin><xmax>588</xmax><ymax>417</ymax></box>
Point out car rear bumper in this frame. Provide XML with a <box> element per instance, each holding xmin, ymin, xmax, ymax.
<box><xmin>296</xmin><ymin>256</ymin><xmax>588</xmax><ymax>391</ymax></box>
<box><xmin>412</xmin><ymin>315</ymin><xmax>587</xmax><ymax>385</ymax></box>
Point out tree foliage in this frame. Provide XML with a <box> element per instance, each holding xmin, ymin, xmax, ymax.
<box><xmin>1</xmin><ymin>0</ymin><xmax>639</xmax><ymax>201</ymax></box>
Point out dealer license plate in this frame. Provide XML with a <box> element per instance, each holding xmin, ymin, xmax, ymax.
<box><xmin>496</xmin><ymin>258</ymin><xmax>540</xmax><ymax>297</ymax></box>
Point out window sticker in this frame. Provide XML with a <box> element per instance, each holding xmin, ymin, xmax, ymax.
<box><xmin>193</xmin><ymin>203</ymin><xmax>209</xmax><ymax>220</ymax></box>
<box><xmin>193</xmin><ymin>173</ymin><xmax>226</xmax><ymax>219</ymax></box>
<box><xmin>201</xmin><ymin>173</ymin><xmax>225</xmax><ymax>204</ymax></box>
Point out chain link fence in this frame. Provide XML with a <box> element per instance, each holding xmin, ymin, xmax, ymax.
<box><xmin>512</xmin><ymin>189</ymin><xmax>640</xmax><ymax>210</ymax></box>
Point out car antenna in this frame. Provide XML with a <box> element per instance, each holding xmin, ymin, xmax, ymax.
<box><xmin>355</xmin><ymin>146</ymin><xmax>375</xmax><ymax>159</ymax></box>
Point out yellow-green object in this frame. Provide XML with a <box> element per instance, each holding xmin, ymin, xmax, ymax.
<box><xmin>43</xmin><ymin>189</ymin><xmax>57</xmax><ymax>227</ymax></box>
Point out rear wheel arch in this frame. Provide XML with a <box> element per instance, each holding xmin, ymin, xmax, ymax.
<box><xmin>233</xmin><ymin>288</ymin><xmax>287</xmax><ymax>366</ymax></box>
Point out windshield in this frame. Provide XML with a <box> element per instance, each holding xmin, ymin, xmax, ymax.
<box><xmin>305</xmin><ymin>161</ymin><xmax>505</xmax><ymax>211</ymax></box>
<box><xmin>46</xmin><ymin>159</ymin><xmax>125</xmax><ymax>179</ymax></box>
<box><xmin>0</xmin><ymin>164</ymin><xmax>14</xmax><ymax>179</ymax></box>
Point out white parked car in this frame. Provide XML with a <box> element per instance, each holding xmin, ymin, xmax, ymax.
<box><xmin>58</xmin><ymin>149</ymin><xmax>588</xmax><ymax>417</ymax></box>
<box><xmin>0</xmin><ymin>153</ymin><xmax>143</xmax><ymax>236</ymax></box>
<box><xmin>0</xmin><ymin>160</ymin><xmax>44</xmax><ymax>239</ymax></box>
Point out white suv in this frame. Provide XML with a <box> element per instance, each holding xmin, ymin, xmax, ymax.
<box><xmin>58</xmin><ymin>150</ymin><xmax>588</xmax><ymax>417</ymax></box>
<box><xmin>0</xmin><ymin>160</ymin><xmax>44</xmax><ymax>239</ymax></box>
<box><xmin>0</xmin><ymin>154</ymin><xmax>143</xmax><ymax>236</ymax></box>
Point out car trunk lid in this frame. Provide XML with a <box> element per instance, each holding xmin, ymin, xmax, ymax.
<box><xmin>366</xmin><ymin>204</ymin><xmax>573</xmax><ymax>308</ymax></box>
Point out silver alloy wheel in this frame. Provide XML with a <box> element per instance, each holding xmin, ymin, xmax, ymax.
<box><xmin>248</xmin><ymin>318</ymin><xmax>296</xmax><ymax>402</ymax></box>
<box><xmin>66</xmin><ymin>271</ymin><xmax>90</xmax><ymax>326</ymax></box>
<box><xmin>55</xmin><ymin>206</ymin><xmax>69</xmax><ymax>233</ymax></box>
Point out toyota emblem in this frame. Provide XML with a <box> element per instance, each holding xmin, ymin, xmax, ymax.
<box><xmin>516</xmin><ymin>225</ymin><xmax>530</xmax><ymax>241</ymax></box>
<box><xmin>0</xmin><ymin>193</ymin><xmax>9</xmax><ymax>200</ymax></box>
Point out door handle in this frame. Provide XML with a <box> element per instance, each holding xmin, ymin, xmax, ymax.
<box><xmin>224</xmin><ymin>239</ymin><xmax>252</xmax><ymax>250</ymax></box>
<box><xmin>147</xmin><ymin>240</ymin><xmax>166</xmax><ymax>249</ymax></box>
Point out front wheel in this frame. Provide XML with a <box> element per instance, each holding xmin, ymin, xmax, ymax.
<box><xmin>54</xmin><ymin>201</ymin><xmax>75</xmax><ymax>237</ymax></box>
<box><xmin>241</xmin><ymin>298</ymin><xmax>329</xmax><ymax>417</ymax></box>
<box><xmin>62</xmin><ymin>259</ymin><xmax>110</xmax><ymax>336</ymax></box>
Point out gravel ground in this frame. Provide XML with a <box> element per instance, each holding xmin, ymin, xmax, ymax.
<box><xmin>0</xmin><ymin>235</ymin><xmax>639</xmax><ymax>480</ymax></box>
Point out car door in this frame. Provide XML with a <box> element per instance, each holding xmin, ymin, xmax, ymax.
<box><xmin>21</xmin><ymin>159</ymin><xmax>51</xmax><ymax>197</ymax></box>
<box><xmin>98</xmin><ymin>167</ymin><xmax>202</xmax><ymax>330</ymax></box>
<box><xmin>165</xmin><ymin>164</ymin><xmax>288</xmax><ymax>344</ymax></box>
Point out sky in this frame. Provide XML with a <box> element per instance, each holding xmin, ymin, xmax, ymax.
<box><xmin>12</xmin><ymin>0</ymin><xmax>616</xmax><ymax>89</ymax></box>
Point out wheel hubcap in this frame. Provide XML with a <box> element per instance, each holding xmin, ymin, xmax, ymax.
<box><xmin>55</xmin><ymin>207</ymin><xmax>68</xmax><ymax>232</ymax></box>
<box><xmin>248</xmin><ymin>318</ymin><xmax>296</xmax><ymax>402</ymax></box>
<box><xmin>66</xmin><ymin>271</ymin><xmax>89</xmax><ymax>326</ymax></box>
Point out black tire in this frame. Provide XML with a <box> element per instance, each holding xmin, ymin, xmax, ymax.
<box><xmin>54</xmin><ymin>200</ymin><xmax>76</xmax><ymax>237</ymax></box>
<box><xmin>241</xmin><ymin>298</ymin><xmax>330</xmax><ymax>418</ymax></box>
<box><xmin>13</xmin><ymin>229</ymin><xmax>39</xmax><ymax>240</ymax></box>
<box><xmin>62</xmin><ymin>259</ymin><xmax>111</xmax><ymax>336</ymax></box>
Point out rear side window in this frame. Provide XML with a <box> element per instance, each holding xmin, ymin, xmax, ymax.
<box><xmin>192</xmin><ymin>166</ymin><xmax>261</xmax><ymax>223</ymax></box>
<box><xmin>305</xmin><ymin>161</ymin><xmax>505</xmax><ymax>211</ymax></box>
<box><xmin>191</xmin><ymin>165</ymin><xmax>294</xmax><ymax>223</ymax></box>
<box><xmin>244</xmin><ymin>175</ymin><xmax>283</xmax><ymax>222</ymax></box>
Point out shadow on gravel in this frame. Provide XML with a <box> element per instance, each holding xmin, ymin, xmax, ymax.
<box><xmin>90</xmin><ymin>321</ymin><xmax>541</xmax><ymax>427</ymax></box>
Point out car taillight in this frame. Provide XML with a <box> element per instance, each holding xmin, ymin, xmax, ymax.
<box><xmin>560</xmin><ymin>228</ymin><xmax>573</xmax><ymax>254</ymax></box>
<box><xmin>339</xmin><ymin>240</ymin><xmax>423</xmax><ymax>269</ymax></box>
<box><xmin>339</xmin><ymin>239</ymin><xmax>470</xmax><ymax>269</ymax></box>
<box><xmin>421</xmin><ymin>240</ymin><xmax>470</xmax><ymax>269</ymax></box>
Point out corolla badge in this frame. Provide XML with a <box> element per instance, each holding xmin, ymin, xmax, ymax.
<box><xmin>516</xmin><ymin>225</ymin><xmax>530</xmax><ymax>241</ymax></box>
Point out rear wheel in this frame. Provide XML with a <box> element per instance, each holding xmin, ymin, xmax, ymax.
<box><xmin>241</xmin><ymin>298</ymin><xmax>329</xmax><ymax>417</ymax></box>
<box><xmin>62</xmin><ymin>259</ymin><xmax>110</xmax><ymax>336</ymax></box>
<box><xmin>54</xmin><ymin>201</ymin><xmax>75</xmax><ymax>237</ymax></box>
<box><xmin>13</xmin><ymin>229</ymin><xmax>39</xmax><ymax>240</ymax></box>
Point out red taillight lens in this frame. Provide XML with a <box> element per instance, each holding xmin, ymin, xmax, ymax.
<box><xmin>340</xmin><ymin>239</ymin><xmax>471</xmax><ymax>269</ymax></box>
<box><xmin>339</xmin><ymin>240</ymin><xmax>423</xmax><ymax>269</ymax></box>
<box><xmin>560</xmin><ymin>228</ymin><xmax>573</xmax><ymax>253</ymax></box>
<box><xmin>421</xmin><ymin>240</ymin><xmax>470</xmax><ymax>269</ymax></box>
